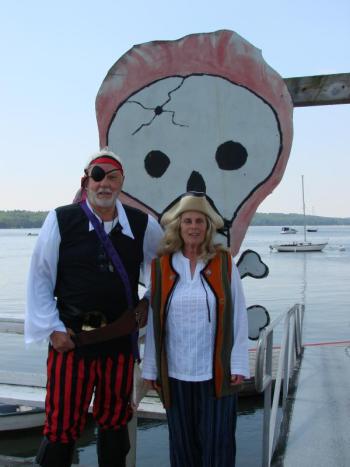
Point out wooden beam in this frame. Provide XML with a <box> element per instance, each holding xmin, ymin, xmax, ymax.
<box><xmin>284</xmin><ymin>73</ymin><xmax>350</xmax><ymax>107</ymax></box>
<box><xmin>0</xmin><ymin>317</ymin><xmax>24</xmax><ymax>334</ymax></box>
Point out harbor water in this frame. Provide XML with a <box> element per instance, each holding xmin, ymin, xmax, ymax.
<box><xmin>0</xmin><ymin>225</ymin><xmax>349</xmax><ymax>465</ymax></box>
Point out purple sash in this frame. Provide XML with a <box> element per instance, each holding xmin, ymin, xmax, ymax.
<box><xmin>80</xmin><ymin>200</ymin><xmax>139</xmax><ymax>360</ymax></box>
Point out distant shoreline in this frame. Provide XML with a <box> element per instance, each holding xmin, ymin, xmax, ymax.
<box><xmin>1</xmin><ymin>210</ymin><xmax>349</xmax><ymax>228</ymax></box>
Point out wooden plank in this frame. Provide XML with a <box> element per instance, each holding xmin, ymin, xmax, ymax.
<box><xmin>0</xmin><ymin>455</ymin><xmax>36</xmax><ymax>466</ymax></box>
<box><xmin>0</xmin><ymin>383</ymin><xmax>166</xmax><ymax>419</ymax></box>
<box><xmin>0</xmin><ymin>348</ymin><xmax>283</xmax><ymax>422</ymax></box>
<box><xmin>284</xmin><ymin>73</ymin><xmax>350</xmax><ymax>107</ymax></box>
<box><xmin>0</xmin><ymin>370</ymin><xmax>46</xmax><ymax>387</ymax></box>
<box><xmin>0</xmin><ymin>384</ymin><xmax>46</xmax><ymax>408</ymax></box>
<box><xmin>0</xmin><ymin>323</ymin><xmax>284</xmax><ymax>420</ymax></box>
<box><xmin>0</xmin><ymin>318</ymin><xmax>24</xmax><ymax>334</ymax></box>
<box><xmin>138</xmin><ymin>395</ymin><xmax>166</xmax><ymax>420</ymax></box>
<box><xmin>0</xmin><ymin>350</ymin><xmax>264</xmax><ymax>391</ymax></box>
<box><xmin>0</xmin><ymin>455</ymin><xmax>80</xmax><ymax>466</ymax></box>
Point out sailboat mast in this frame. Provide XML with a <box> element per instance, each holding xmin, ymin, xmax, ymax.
<box><xmin>302</xmin><ymin>175</ymin><xmax>306</xmax><ymax>242</ymax></box>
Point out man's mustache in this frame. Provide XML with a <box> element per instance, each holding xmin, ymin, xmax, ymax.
<box><xmin>97</xmin><ymin>189</ymin><xmax>113</xmax><ymax>195</ymax></box>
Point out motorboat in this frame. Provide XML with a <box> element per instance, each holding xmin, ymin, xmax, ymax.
<box><xmin>270</xmin><ymin>241</ymin><xmax>327</xmax><ymax>252</ymax></box>
<box><xmin>0</xmin><ymin>403</ymin><xmax>45</xmax><ymax>431</ymax></box>
<box><xmin>270</xmin><ymin>176</ymin><xmax>328</xmax><ymax>253</ymax></box>
<box><xmin>281</xmin><ymin>227</ymin><xmax>297</xmax><ymax>234</ymax></box>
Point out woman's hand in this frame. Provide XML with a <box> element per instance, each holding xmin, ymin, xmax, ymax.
<box><xmin>143</xmin><ymin>379</ymin><xmax>161</xmax><ymax>392</ymax></box>
<box><xmin>230</xmin><ymin>374</ymin><xmax>244</xmax><ymax>386</ymax></box>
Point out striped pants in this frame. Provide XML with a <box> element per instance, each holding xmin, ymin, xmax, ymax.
<box><xmin>43</xmin><ymin>347</ymin><xmax>134</xmax><ymax>443</ymax></box>
<box><xmin>166</xmin><ymin>378</ymin><xmax>237</xmax><ymax>467</ymax></box>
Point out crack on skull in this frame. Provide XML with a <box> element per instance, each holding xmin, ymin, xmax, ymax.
<box><xmin>127</xmin><ymin>78</ymin><xmax>189</xmax><ymax>135</ymax></box>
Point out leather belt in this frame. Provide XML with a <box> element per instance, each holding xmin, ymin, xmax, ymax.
<box><xmin>72</xmin><ymin>309</ymin><xmax>137</xmax><ymax>347</ymax></box>
<box><xmin>82</xmin><ymin>311</ymin><xmax>107</xmax><ymax>331</ymax></box>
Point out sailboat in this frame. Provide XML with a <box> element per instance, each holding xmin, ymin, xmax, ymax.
<box><xmin>270</xmin><ymin>176</ymin><xmax>328</xmax><ymax>252</ymax></box>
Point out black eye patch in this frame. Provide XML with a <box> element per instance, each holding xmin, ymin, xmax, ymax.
<box><xmin>90</xmin><ymin>166</ymin><xmax>118</xmax><ymax>182</ymax></box>
<box><xmin>145</xmin><ymin>150</ymin><xmax>170</xmax><ymax>178</ymax></box>
<box><xmin>215</xmin><ymin>141</ymin><xmax>248</xmax><ymax>170</ymax></box>
<box><xmin>90</xmin><ymin>166</ymin><xmax>106</xmax><ymax>181</ymax></box>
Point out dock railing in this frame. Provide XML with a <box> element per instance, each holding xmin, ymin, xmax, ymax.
<box><xmin>255</xmin><ymin>303</ymin><xmax>304</xmax><ymax>467</ymax></box>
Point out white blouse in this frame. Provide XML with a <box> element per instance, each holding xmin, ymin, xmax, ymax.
<box><xmin>142</xmin><ymin>251</ymin><xmax>250</xmax><ymax>381</ymax></box>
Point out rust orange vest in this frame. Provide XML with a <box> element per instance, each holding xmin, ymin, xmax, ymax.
<box><xmin>150</xmin><ymin>251</ymin><xmax>239</xmax><ymax>408</ymax></box>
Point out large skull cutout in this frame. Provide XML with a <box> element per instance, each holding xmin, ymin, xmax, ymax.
<box><xmin>96</xmin><ymin>30</ymin><xmax>293</xmax><ymax>255</ymax></box>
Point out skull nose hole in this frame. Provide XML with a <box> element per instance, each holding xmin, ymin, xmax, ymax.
<box><xmin>186</xmin><ymin>171</ymin><xmax>206</xmax><ymax>193</ymax></box>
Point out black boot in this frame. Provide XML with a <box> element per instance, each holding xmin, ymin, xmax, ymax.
<box><xmin>97</xmin><ymin>426</ymin><xmax>130</xmax><ymax>467</ymax></box>
<box><xmin>35</xmin><ymin>437</ymin><xmax>75</xmax><ymax>467</ymax></box>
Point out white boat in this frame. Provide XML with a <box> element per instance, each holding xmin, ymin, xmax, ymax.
<box><xmin>270</xmin><ymin>241</ymin><xmax>327</xmax><ymax>252</ymax></box>
<box><xmin>0</xmin><ymin>403</ymin><xmax>45</xmax><ymax>431</ymax></box>
<box><xmin>281</xmin><ymin>227</ymin><xmax>297</xmax><ymax>234</ymax></box>
<box><xmin>270</xmin><ymin>176</ymin><xmax>328</xmax><ymax>253</ymax></box>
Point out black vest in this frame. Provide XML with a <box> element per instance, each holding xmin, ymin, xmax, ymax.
<box><xmin>54</xmin><ymin>203</ymin><xmax>148</xmax><ymax>356</ymax></box>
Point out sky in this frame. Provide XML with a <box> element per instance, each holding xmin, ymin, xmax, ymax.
<box><xmin>0</xmin><ymin>0</ymin><xmax>349</xmax><ymax>217</ymax></box>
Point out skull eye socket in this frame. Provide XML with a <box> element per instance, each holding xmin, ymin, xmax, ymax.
<box><xmin>145</xmin><ymin>150</ymin><xmax>170</xmax><ymax>178</ymax></box>
<box><xmin>215</xmin><ymin>141</ymin><xmax>248</xmax><ymax>171</ymax></box>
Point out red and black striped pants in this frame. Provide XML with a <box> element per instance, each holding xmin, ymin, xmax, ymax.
<box><xmin>43</xmin><ymin>348</ymin><xmax>134</xmax><ymax>443</ymax></box>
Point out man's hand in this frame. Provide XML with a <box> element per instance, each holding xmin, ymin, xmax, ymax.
<box><xmin>230</xmin><ymin>374</ymin><xmax>244</xmax><ymax>386</ymax></box>
<box><xmin>134</xmin><ymin>298</ymin><xmax>149</xmax><ymax>328</ymax></box>
<box><xmin>50</xmin><ymin>329</ymin><xmax>75</xmax><ymax>353</ymax></box>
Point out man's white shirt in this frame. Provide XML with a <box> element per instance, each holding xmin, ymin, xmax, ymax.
<box><xmin>24</xmin><ymin>200</ymin><xmax>163</xmax><ymax>343</ymax></box>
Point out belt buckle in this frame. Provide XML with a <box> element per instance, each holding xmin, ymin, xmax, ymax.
<box><xmin>82</xmin><ymin>311</ymin><xmax>107</xmax><ymax>332</ymax></box>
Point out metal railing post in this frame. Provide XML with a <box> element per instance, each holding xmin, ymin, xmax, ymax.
<box><xmin>261</xmin><ymin>331</ymin><xmax>273</xmax><ymax>467</ymax></box>
<box><xmin>255</xmin><ymin>303</ymin><xmax>304</xmax><ymax>466</ymax></box>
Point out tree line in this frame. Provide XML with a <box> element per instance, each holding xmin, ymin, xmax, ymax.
<box><xmin>1</xmin><ymin>210</ymin><xmax>349</xmax><ymax>229</ymax></box>
<box><xmin>0</xmin><ymin>210</ymin><xmax>48</xmax><ymax>228</ymax></box>
<box><xmin>252</xmin><ymin>212</ymin><xmax>350</xmax><ymax>226</ymax></box>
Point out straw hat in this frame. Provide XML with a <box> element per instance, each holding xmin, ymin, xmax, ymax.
<box><xmin>160</xmin><ymin>192</ymin><xmax>224</xmax><ymax>229</ymax></box>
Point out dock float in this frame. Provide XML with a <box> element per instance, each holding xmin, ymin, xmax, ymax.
<box><xmin>0</xmin><ymin>347</ymin><xmax>283</xmax><ymax>422</ymax></box>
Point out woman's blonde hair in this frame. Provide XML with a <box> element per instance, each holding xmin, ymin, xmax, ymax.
<box><xmin>158</xmin><ymin>212</ymin><xmax>227</xmax><ymax>262</ymax></box>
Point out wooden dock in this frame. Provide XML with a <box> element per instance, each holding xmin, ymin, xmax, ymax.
<box><xmin>0</xmin><ymin>322</ymin><xmax>282</xmax><ymax>467</ymax></box>
<box><xmin>0</xmin><ymin>320</ymin><xmax>281</xmax><ymax>421</ymax></box>
<box><xmin>0</xmin><ymin>347</ymin><xmax>281</xmax><ymax>422</ymax></box>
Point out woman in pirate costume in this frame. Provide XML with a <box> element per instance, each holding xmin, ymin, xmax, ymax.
<box><xmin>142</xmin><ymin>192</ymin><xmax>249</xmax><ymax>467</ymax></box>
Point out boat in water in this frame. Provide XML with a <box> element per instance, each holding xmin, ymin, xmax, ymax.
<box><xmin>281</xmin><ymin>227</ymin><xmax>297</xmax><ymax>234</ymax></box>
<box><xmin>306</xmin><ymin>228</ymin><xmax>318</xmax><ymax>232</ymax></box>
<box><xmin>0</xmin><ymin>403</ymin><xmax>45</xmax><ymax>431</ymax></box>
<box><xmin>270</xmin><ymin>176</ymin><xmax>328</xmax><ymax>253</ymax></box>
<box><xmin>270</xmin><ymin>241</ymin><xmax>327</xmax><ymax>252</ymax></box>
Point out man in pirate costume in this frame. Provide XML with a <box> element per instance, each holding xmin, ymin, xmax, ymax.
<box><xmin>25</xmin><ymin>149</ymin><xmax>163</xmax><ymax>467</ymax></box>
